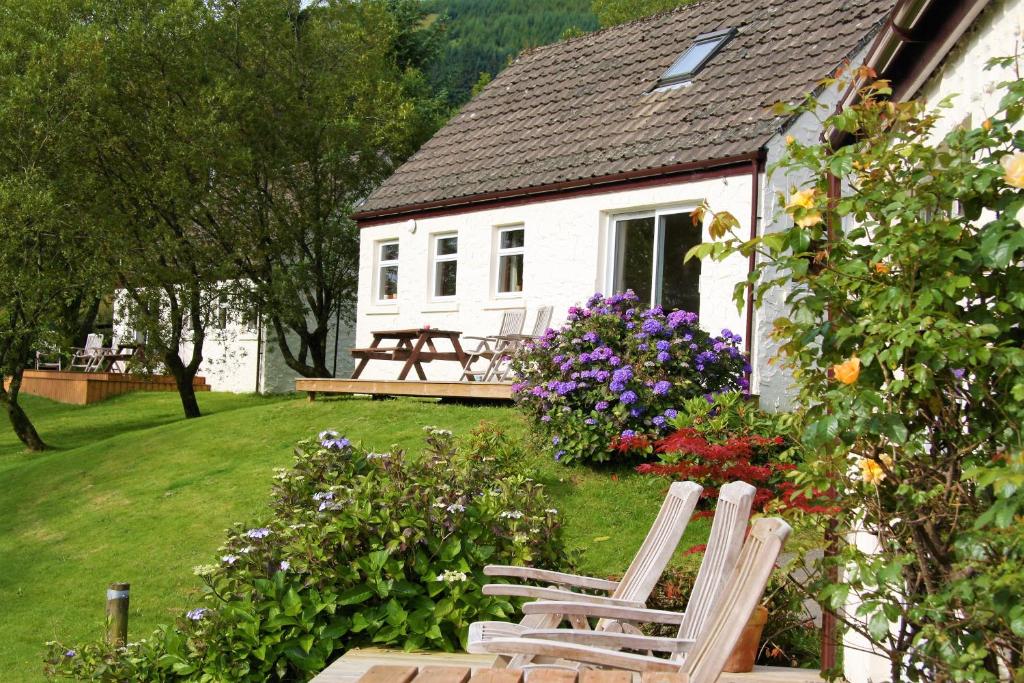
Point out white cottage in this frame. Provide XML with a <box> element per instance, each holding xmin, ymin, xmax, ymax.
<box><xmin>351</xmin><ymin>0</ymin><xmax>893</xmax><ymax>408</ymax></box>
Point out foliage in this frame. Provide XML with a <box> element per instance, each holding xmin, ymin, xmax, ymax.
<box><xmin>45</xmin><ymin>423</ymin><xmax>566</xmax><ymax>680</ymax></box>
<box><xmin>637</xmin><ymin>393</ymin><xmax>833</xmax><ymax>516</ymax></box>
<box><xmin>0</xmin><ymin>0</ymin><xmax>107</xmax><ymax>449</ymax></box>
<box><xmin>646</xmin><ymin>563</ymin><xmax>821</xmax><ymax>669</ymax></box>
<box><xmin>200</xmin><ymin>0</ymin><xmax>448</xmax><ymax>378</ymax></box>
<box><xmin>423</xmin><ymin>0</ymin><xmax>597</xmax><ymax>106</ymax></box>
<box><xmin>591</xmin><ymin>0</ymin><xmax>694</xmax><ymax>27</ymax></box>
<box><xmin>512</xmin><ymin>292</ymin><xmax>748</xmax><ymax>464</ymax></box>
<box><xmin>695</xmin><ymin>66</ymin><xmax>1024</xmax><ymax>680</ymax></box>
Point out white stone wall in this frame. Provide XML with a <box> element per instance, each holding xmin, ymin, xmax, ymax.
<box><xmin>355</xmin><ymin>174</ymin><xmax>754</xmax><ymax>382</ymax></box>
<box><xmin>112</xmin><ymin>288</ymin><xmax>354</xmax><ymax>394</ymax></box>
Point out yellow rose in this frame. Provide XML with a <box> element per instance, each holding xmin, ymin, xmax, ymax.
<box><xmin>1001</xmin><ymin>151</ymin><xmax>1024</xmax><ymax>188</ymax></box>
<box><xmin>859</xmin><ymin>458</ymin><xmax>886</xmax><ymax>485</ymax></box>
<box><xmin>832</xmin><ymin>356</ymin><xmax>860</xmax><ymax>384</ymax></box>
<box><xmin>787</xmin><ymin>188</ymin><xmax>817</xmax><ymax>210</ymax></box>
<box><xmin>786</xmin><ymin>134</ymin><xmax>795</xmax><ymax>146</ymax></box>
<box><xmin>787</xmin><ymin>188</ymin><xmax>822</xmax><ymax>227</ymax></box>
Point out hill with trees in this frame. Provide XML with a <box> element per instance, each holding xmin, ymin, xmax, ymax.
<box><xmin>424</xmin><ymin>0</ymin><xmax>597</xmax><ymax>105</ymax></box>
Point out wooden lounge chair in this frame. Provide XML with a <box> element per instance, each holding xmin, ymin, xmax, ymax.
<box><xmin>68</xmin><ymin>333</ymin><xmax>105</xmax><ymax>372</ymax></box>
<box><xmin>474</xmin><ymin>481</ymin><xmax>700</xmax><ymax>667</ymax></box>
<box><xmin>462</xmin><ymin>309</ymin><xmax>527</xmax><ymax>380</ymax></box>
<box><xmin>475</xmin><ymin>481</ymin><xmax>755</xmax><ymax>667</ymax></box>
<box><xmin>468</xmin><ymin>517</ymin><xmax>793</xmax><ymax>683</ymax></box>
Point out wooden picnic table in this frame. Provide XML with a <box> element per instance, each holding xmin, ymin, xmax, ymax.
<box><xmin>351</xmin><ymin>328</ymin><xmax>471</xmax><ymax>381</ymax></box>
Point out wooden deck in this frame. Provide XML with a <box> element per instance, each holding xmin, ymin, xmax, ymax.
<box><xmin>296</xmin><ymin>378</ymin><xmax>513</xmax><ymax>402</ymax></box>
<box><xmin>312</xmin><ymin>648</ymin><xmax>823</xmax><ymax>683</ymax></box>
<box><xmin>9</xmin><ymin>370</ymin><xmax>209</xmax><ymax>405</ymax></box>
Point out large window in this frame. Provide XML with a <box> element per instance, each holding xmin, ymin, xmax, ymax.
<box><xmin>376</xmin><ymin>240</ymin><xmax>399</xmax><ymax>301</ymax></box>
<box><xmin>610</xmin><ymin>210</ymin><xmax>701</xmax><ymax>314</ymax></box>
<box><xmin>495</xmin><ymin>226</ymin><xmax>524</xmax><ymax>295</ymax></box>
<box><xmin>432</xmin><ymin>233</ymin><xmax>458</xmax><ymax>299</ymax></box>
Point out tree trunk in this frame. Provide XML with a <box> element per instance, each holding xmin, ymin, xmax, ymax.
<box><xmin>270</xmin><ymin>315</ymin><xmax>333</xmax><ymax>378</ymax></box>
<box><xmin>163</xmin><ymin>352</ymin><xmax>201</xmax><ymax>419</ymax></box>
<box><xmin>0</xmin><ymin>369</ymin><xmax>46</xmax><ymax>451</ymax></box>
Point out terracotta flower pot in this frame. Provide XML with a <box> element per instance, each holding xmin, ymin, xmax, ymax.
<box><xmin>722</xmin><ymin>604</ymin><xmax>769</xmax><ymax>673</ymax></box>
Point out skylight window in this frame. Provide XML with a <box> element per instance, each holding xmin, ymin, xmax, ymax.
<box><xmin>657</xmin><ymin>28</ymin><xmax>736</xmax><ymax>88</ymax></box>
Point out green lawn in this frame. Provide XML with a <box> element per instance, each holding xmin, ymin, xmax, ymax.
<box><xmin>0</xmin><ymin>392</ymin><xmax>706</xmax><ymax>681</ymax></box>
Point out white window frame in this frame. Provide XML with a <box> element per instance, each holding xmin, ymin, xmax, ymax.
<box><xmin>493</xmin><ymin>225</ymin><xmax>525</xmax><ymax>298</ymax></box>
<box><xmin>605</xmin><ymin>205</ymin><xmax>699</xmax><ymax>308</ymax></box>
<box><xmin>430</xmin><ymin>232</ymin><xmax>459</xmax><ymax>300</ymax></box>
<box><xmin>375</xmin><ymin>239</ymin><xmax>400</xmax><ymax>304</ymax></box>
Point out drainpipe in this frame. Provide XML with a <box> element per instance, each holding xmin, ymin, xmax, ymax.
<box><xmin>254</xmin><ymin>308</ymin><xmax>263</xmax><ymax>394</ymax></box>
<box><xmin>744</xmin><ymin>154</ymin><xmax>763</xmax><ymax>375</ymax></box>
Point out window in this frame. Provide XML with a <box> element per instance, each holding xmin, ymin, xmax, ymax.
<box><xmin>430</xmin><ymin>234</ymin><xmax>458</xmax><ymax>298</ymax></box>
<box><xmin>376</xmin><ymin>240</ymin><xmax>399</xmax><ymax>302</ymax></box>
<box><xmin>609</xmin><ymin>210</ymin><xmax>701</xmax><ymax>314</ymax></box>
<box><xmin>495</xmin><ymin>226</ymin><xmax>525</xmax><ymax>295</ymax></box>
<box><xmin>657</xmin><ymin>28</ymin><xmax>735</xmax><ymax>88</ymax></box>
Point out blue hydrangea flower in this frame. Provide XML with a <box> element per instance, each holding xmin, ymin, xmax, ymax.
<box><xmin>619</xmin><ymin>390</ymin><xmax>638</xmax><ymax>405</ymax></box>
<box><xmin>664</xmin><ymin>408</ymin><xmax>678</xmax><ymax>419</ymax></box>
<box><xmin>186</xmin><ymin>608</ymin><xmax>208</xmax><ymax>621</ymax></box>
<box><xmin>656</xmin><ymin>340</ymin><xmax>671</xmax><ymax>351</ymax></box>
<box><xmin>653</xmin><ymin>380</ymin><xmax>672</xmax><ymax>396</ymax></box>
<box><xmin>595</xmin><ymin>400</ymin><xmax>609</xmax><ymax>411</ymax></box>
<box><xmin>657</xmin><ymin>351</ymin><xmax>670</xmax><ymax>363</ymax></box>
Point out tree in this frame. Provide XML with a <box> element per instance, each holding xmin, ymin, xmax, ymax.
<box><xmin>62</xmin><ymin>0</ymin><xmax>230</xmax><ymax>418</ymax></box>
<box><xmin>196</xmin><ymin>0</ymin><xmax>447</xmax><ymax>378</ymax></box>
<box><xmin>696</xmin><ymin>68</ymin><xmax>1024</xmax><ymax>680</ymax></box>
<box><xmin>591</xmin><ymin>0</ymin><xmax>693</xmax><ymax>27</ymax></box>
<box><xmin>0</xmin><ymin>0</ymin><xmax>106</xmax><ymax>449</ymax></box>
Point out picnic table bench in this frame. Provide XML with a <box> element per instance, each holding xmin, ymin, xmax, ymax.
<box><xmin>351</xmin><ymin>328</ymin><xmax>470</xmax><ymax>381</ymax></box>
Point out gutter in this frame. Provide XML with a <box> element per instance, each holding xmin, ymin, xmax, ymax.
<box><xmin>829</xmin><ymin>0</ymin><xmax>991</xmax><ymax>147</ymax></box>
<box><xmin>352</xmin><ymin>151</ymin><xmax>765</xmax><ymax>226</ymax></box>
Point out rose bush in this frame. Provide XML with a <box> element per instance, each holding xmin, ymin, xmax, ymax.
<box><xmin>693</xmin><ymin>66</ymin><xmax>1024</xmax><ymax>680</ymax></box>
<box><xmin>45</xmin><ymin>423</ymin><xmax>566</xmax><ymax>681</ymax></box>
<box><xmin>512</xmin><ymin>291</ymin><xmax>749</xmax><ymax>464</ymax></box>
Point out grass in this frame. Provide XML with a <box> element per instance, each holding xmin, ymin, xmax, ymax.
<box><xmin>0</xmin><ymin>392</ymin><xmax>706</xmax><ymax>681</ymax></box>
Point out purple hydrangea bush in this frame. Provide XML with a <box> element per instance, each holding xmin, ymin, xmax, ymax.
<box><xmin>512</xmin><ymin>291</ymin><xmax>749</xmax><ymax>463</ymax></box>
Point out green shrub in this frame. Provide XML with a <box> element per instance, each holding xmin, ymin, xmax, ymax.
<box><xmin>46</xmin><ymin>423</ymin><xmax>566</xmax><ymax>681</ymax></box>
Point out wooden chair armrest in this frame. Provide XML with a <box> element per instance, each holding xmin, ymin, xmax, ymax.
<box><xmin>483</xmin><ymin>565</ymin><xmax>619</xmax><ymax>592</ymax></box>
<box><xmin>465</xmin><ymin>636</ymin><xmax>683</xmax><ymax>674</ymax></box>
<box><xmin>481</xmin><ymin>585</ymin><xmax>642</xmax><ymax>606</ymax></box>
<box><xmin>521</xmin><ymin>629</ymin><xmax>694</xmax><ymax>653</ymax></box>
<box><xmin>521</xmin><ymin>600</ymin><xmax>686</xmax><ymax>625</ymax></box>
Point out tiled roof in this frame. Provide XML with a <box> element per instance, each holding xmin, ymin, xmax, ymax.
<box><xmin>356</xmin><ymin>0</ymin><xmax>894</xmax><ymax>217</ymax></box>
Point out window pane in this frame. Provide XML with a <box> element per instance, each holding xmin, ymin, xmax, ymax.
<box><xmin>500</xmin><ymin>229</ymin><xmax>524</xmax><ymax>250</ymax></box>
<box><xmin>498</xmin><ymin>253</ymin><xmax>524</xmax><ymax>293</ymax></box>
<box><xmin>613</xmin><ymin>216</ymin><xmax>655</xmax><ymax>304</ymax></box>
<box><xmin>379</xmin><ymin>265</ymin><xmax>398</xmax><ymax>299</ymax></box>
<box><xmin>659</xmin><ymin>212</ymin><xmax>701</xmax><ymax>314</ymax></box>
<box><xmin>381</xmin><ymin>242</ymin><xmax>399</xmax><ymax>261</ymax></box>
<box><xmin>663</xmin><ymin>38</ymin><xmax>721</xmax><ymax>80</ymax></box>
<box><xmin>435</xmin><ymin>260</ymin><xmax>457</xmax><ymax>297</ymax></box>
<box><xmin>436</xmin><ymin>236</ymin><xmax>458</xmax><ymax>256</ymax></box>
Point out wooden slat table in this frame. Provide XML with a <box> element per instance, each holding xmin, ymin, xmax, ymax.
<box><xmin>353</xmin><ymin>665</ymin><xmax>684</xmax><ymax>683</ymax></box>
<box><xmin>351</xmin><ymin>329</ymin><xmax>470</xmax><ymax>381</ymax></box>
<box><xmin>312</xmin><ymin>648</ymin><xmax>824</xmax><ymax>683</ymax></box>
